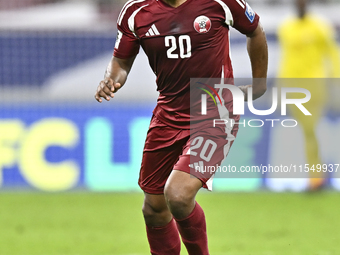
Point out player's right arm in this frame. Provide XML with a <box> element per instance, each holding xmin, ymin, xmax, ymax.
<box><xmin>95</xmin><ymin>1</ymin><xmax>141</xmax><ymax>103</ymax></box>
<box><xmin>94</xmin><ymin>55</ymin><xmax>136</xmax><ymax>103</ymax></box>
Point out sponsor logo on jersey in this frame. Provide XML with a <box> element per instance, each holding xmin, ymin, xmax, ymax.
<box><xmin>145</xmin><ymin>24</ymin><xmax>160</xmax><ymax>36</ymax></box>
<box><xmin>245</xmin><ymin>2</ymin><xmax>255</xmax><ymax>23</ymax></box>
<box><xmin>193</xmin><ymin>16</ymin><xmax>211</xmax><ymax>34</ymax></box>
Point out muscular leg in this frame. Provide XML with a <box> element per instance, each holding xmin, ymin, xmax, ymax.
<box><xmin>142</xmin><ymin>193</ymin><xmax>181</xmax><ymax>255</ymax></box>
<box><xmin>143</xmin><ymin>193</ymin><xmax>172</xmax><ymax>226</ymax></box>
<box><xmin>164</xmin><ymin>170</ymin><xmax>209</xmax><ymax>255</ymax></box>
<box><xmin>139</xmin><ymin>120</ymin><xmax>212</xmax><ymax>254</ymax></box>
<box><xmin>164</xmin><ymin>170</ymin><xmax>202</xmax><ymax>219</ymax></box>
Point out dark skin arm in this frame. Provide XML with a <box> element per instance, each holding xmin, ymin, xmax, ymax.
<box><xmin>239</xmin><ymin>22</ymin><xmax>268</xmax><ymax>100</ymax></box>
<box><xmin>94</xmin><ymin>55</ymin><xmax>136</xmax><ymax>103</ymax></box>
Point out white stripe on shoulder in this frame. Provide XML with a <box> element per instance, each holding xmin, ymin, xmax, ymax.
<box><xmin>117</xmin><ymin>0</ymin><xmax>136</xmax><ymax>22</ymax></box>
<box><xmin>118</xmin><ymin>0</ymin><xmax>147</xmax><ymax>26</ymax></box>
<box><xmin>214</xmin><ymin>0</ymin><xmax>234</xmax><ymax>26</ymax></box>
<box><xmin>128</xmin><ymin>4</ymin><xmax>149</xmax><ymax>36</ymax></box>
<box><xmin>235</xmin><ymin>0</ymin><xmax>245</xmax><ymax>8</ymax></box>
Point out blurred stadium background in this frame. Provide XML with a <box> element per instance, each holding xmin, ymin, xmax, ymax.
<box><xmin>0</xmin><ymin>0</ymin><xmax>340</xmax><ymax>254</ymax></box>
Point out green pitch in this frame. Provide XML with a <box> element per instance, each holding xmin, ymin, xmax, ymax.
<box><xmin>0</xmin><ymin>192</ymin><xmax>339</xmax><ymax>255</ymax></box>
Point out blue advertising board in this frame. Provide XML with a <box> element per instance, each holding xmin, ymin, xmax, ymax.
<box><xmin>1</xmin><ymin>104</ymin><xmax>340</xmax><ymax>192</ymax></box>
<box><xmin>0</xmin><ymin>104</ymin><xmax>274</xmax><ymax>192</ymax></box>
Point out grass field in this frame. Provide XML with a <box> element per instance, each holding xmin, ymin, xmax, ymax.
<box><xmin>0</xmin><ymin>192</ymin><xmax>339</xmax><ymax>255</ymax></box>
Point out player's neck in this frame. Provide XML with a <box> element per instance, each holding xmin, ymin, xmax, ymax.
<box><xmin>162</xmin><ymin>0</ymin><xmax>187</xmax><ymax>8</ymax></box>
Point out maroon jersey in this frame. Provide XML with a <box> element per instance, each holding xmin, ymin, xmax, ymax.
<box><xmin>114</xmin><ymin>0</ymin><xmax>259</xmax><ymax>128</ymax></box>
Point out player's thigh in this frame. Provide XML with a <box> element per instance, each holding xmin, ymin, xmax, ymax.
<box><xmin>165</xmin><ymin>170</ymin><xmax>202</xmax><ymax>201</ymax></box>
<box><xmin>139</xmin><ymin>115</ymin><xmax>190</xmax><ymax>194</ymax></box>
<box><xmin>173</xmin><ymin>124</ymin><xmax>238</xmax><ymax>190</ymax></box>
<box><xmin>139</xmin><ymin>144</ymin><xmax>187</xmax><ymax>194</ymax></box>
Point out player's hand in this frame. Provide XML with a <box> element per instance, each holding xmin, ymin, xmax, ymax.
<box><xmin>94</xmin><ymin>78</ymin><xmax>122</xmax><ymax>103</ymax></box>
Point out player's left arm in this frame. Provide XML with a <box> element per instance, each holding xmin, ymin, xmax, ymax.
<box><xmin>225</xmin><ymin>0</ymin><xmax>268</xmax><ymax>100</ymax></box>
<box><xmin>243</xmin><ymin>22</ymin><xmax>268</xmax><ymax>100</ymax></box>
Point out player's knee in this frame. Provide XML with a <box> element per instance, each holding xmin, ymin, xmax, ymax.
<box><xmin>142</xmin><ymin>200</ymin><xmax>163</xmax><ymax>217</ymax></box>
<box><xmin>142</xmin><ymin>204</ymin><xmax>154</xmax><ymax>225</ymax></box>
<box><xmin>164</xmin><ymin>185</ymin><xmax>195</xmax><ymax>218</ymax></box>
<box><xmin>165</xmin><ymin>190</ymin><xmax>189</xmax><ymax>210</ymax></box>
<box><xmin>142</xmin><ymin>197</ymin><xmax>171</xmax><ymax>226</ymax></box>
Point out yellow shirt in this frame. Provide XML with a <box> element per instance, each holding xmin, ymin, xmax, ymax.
<box><xmin>278</xmin><ymin>14</ymin><xmax>340</xmax><ymax>78</ymax></box>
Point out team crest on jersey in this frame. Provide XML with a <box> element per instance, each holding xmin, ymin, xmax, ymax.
<box><xmin>193</xmin><ymin>16</ymin><xmax>211</xmax><ymax>34</ymax></box>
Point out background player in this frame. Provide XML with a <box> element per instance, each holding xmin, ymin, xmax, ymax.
<box><xmin>95</xmin><ymin>0</ymin><xmax>268</xmax><ymax>254</ymax></box>
<box><xmin>277</xmin><ymin>0</ymin><xmax>340</xmax><ymax>191</ymax></box>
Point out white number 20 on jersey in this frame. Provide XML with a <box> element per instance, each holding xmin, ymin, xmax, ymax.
<box><xmin>165</xmin><ymin>35</ymin><xmax>191</xmax><ymax>59</ymax></box>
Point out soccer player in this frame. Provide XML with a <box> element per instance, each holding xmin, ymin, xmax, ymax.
<box><xmin>95</xmin><ymin>0</ymin><xmax>268</xmax><ymax>254</ymax></box>
<box><xmin>278</xmin><ymin>0</ymin><xmax>340</xmax><ymax>190</ymax></box>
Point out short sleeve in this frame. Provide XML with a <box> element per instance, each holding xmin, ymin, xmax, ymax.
<box><xmin>113</xmin><ymin>4</ymin><xmax>140</xmax><ymax>59</ymax></box>
<box><xmin>222</xmin><ymin>0</ymin><xmax>260</xmax><ymax>34</ymax></box>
